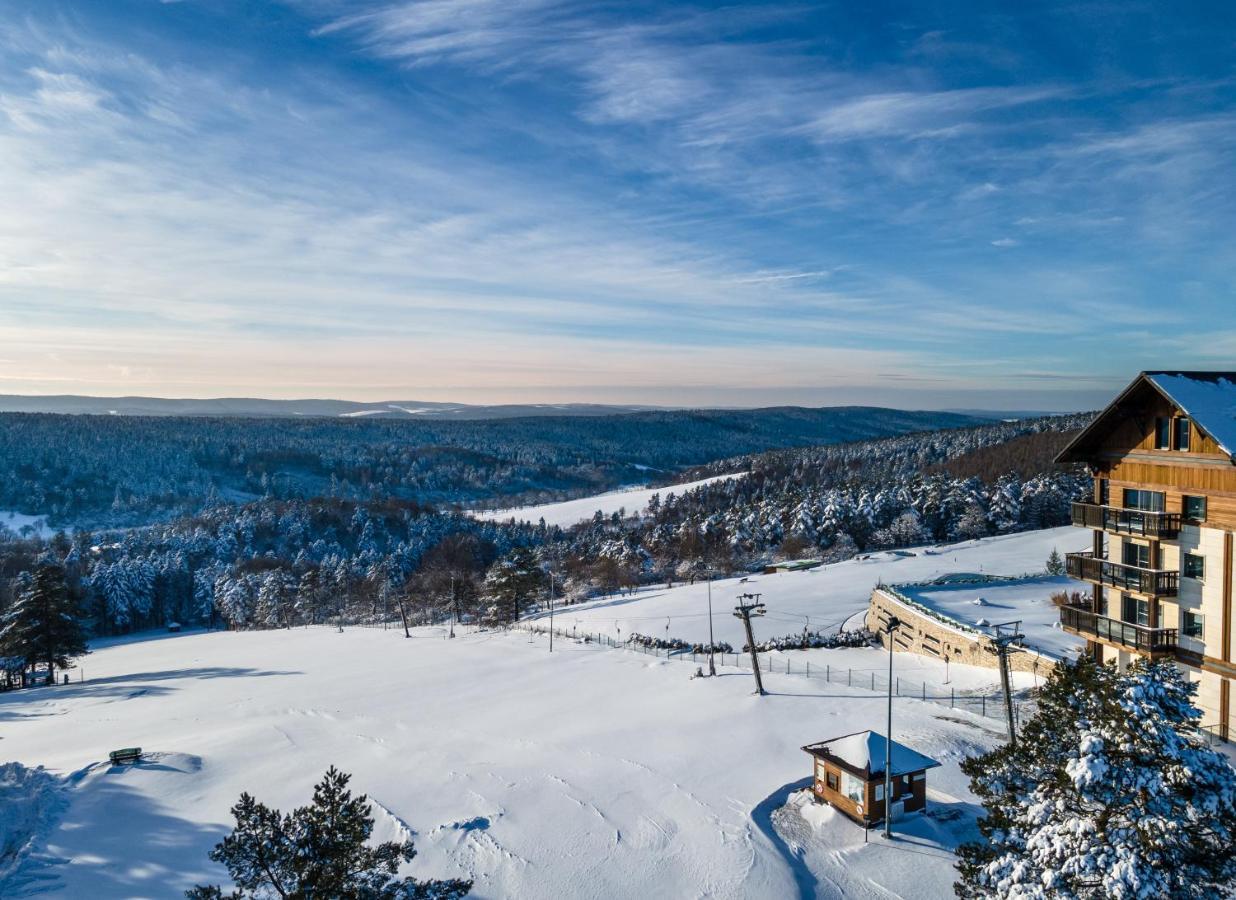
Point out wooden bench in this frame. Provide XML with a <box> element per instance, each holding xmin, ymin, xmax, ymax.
<box><xmin>109</xmin><ymin>747</ymin><xmax>142</xmax><ymax>765</ymax></box>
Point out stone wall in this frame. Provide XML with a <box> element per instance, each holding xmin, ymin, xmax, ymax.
<box><xmin>866</xmin><ymin>588</ymin><xmax>1057</xmax><ymax>675</ymax></box>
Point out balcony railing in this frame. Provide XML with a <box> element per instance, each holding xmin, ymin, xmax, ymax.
<box><xmin>1059</xmin><ymin>604</ymin><xmax>1178</xmax><ymax>655</ymax></box>
<box><xmin>1065</xmin><ymin>551</ymin><xmax>1179</xmax><ymax>597</ymax></box>
<box><xmin>1070</xmin><ymin>502</ymin><xmax>1182</xmax><ymax>539</ymax></box>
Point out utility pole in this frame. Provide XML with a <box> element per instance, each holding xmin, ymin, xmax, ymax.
<box><xmin>396</xmin><ymin>592</ymin><xmax>411</xmax><ymax>638</ymax></box>
<box><xmin>734</xmin><ymin>593</ymin><xmax>767</xmax><ymax>695</ymax></box>
<box><xmin>706</xmin><ymin>577</ymin><xmax>716</xmax><ymax>676</ymax></box>
<box><xmin>883</xmin><ymin>615</ymin><xmax>901</xmax><ymax>840</ymax></box>
<box><xmin>988</xmin><ymin>621</ymin><xmax>1025</xmax><ymax>747</ymax></box>
<box><xmin>548</xmin><ymin>571</ymin><xmax>555</xmax><ymax>653</ymax></box>
<box><xmin>448</xmin><ymin>573</ymin><xmax>457</xmax><ymax>639</ymax></box>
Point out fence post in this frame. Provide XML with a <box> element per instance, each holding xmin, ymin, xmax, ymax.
<box><xmin>806</xmin><ymin>661</ymin><xmax>810</xmax><ymax>677</ymax></box>
<box><xmin>871</xmin><ymin>673</ymin><xmax>875</xmax><ymax>690</ymax></box>
<box><xmin>848</xmin><ymin>669</ymin><xmax>852</xmax><ymax>687</ymax></box>
<box><xmin>922</xmin><ymin>682</ymin><xmax>926</xmax><ymax>700</ymax></box>
<box><xmin>982</xmin><ymin>694</ymin><xmax>986</xmax><ymax>717</ymax></box>
<box><xmin>896</xmin><ymin>677</ymin><xmax>900</xmax><ymax>696</ymax></box>
<box><xmin>951</xmin><ymin>688</ymin><xmax>955</xmax><ymax>708</ymax></box>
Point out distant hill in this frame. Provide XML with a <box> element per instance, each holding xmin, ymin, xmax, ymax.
<box><xmin>0</xmin><ymin>405</ymin><xmax>987</xmax><ymax>529</ymax></box>
<box><xmin>0</xmin><ymin>394</ymin><xmax>662</xmax><ymax>420</ymax></box>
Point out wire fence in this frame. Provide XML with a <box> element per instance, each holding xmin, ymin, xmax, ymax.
<box><xmin>517</xmin><ymin>622</ymin><xmax>1033</xmax><ymax>733</ymax></box>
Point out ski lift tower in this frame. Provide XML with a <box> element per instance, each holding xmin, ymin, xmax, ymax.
<box><xmin>987</xmin><ymin>621</ymin><xmax>1025</xmax><ymax>747</ymax></box>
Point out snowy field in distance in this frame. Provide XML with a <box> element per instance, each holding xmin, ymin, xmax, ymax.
<box><xmin>0</xmin><ymin>625</ymin><xmax>1004</xmax><ymax>899</ymax></box>
<box><xmin>0</xmin><ymin>510</ymin><xmax>54</xmax><ymax>539</ymax></box>
<box><xmin>529</xmin><ymin>526</ymin><xmax>1087</xmax><ymax>691</ymax></box>
<box><xmin>472</xmin><ymin>472</ymin><xmax>744</xmax><ymax>527</ymax></box>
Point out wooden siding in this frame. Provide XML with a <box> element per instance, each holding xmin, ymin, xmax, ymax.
<box><xmin>1095</xmin><ymin>470</ymin><xmax>1236</xmax><ymax>529</ymax></box>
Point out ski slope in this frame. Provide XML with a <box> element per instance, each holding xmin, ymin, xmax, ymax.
<box><xmin>533</xmin><ymin>527</ymin><xmax>1086</xmax><ymax>691</ymax></box>
<box><xmin>472</xmin><ymin>473</ymin><xmax>744</xmax><ymax>527</ymax></box>
<box><xmin>0</xmin><ymin>624</ymin><xmax>1008</xmax><ymax>899</ymax></box>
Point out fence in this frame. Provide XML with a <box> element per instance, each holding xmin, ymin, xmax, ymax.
<box><xmin>517</xmin><ymin>622</ymin><xmax>1033</xmax><ymax>733</ymax></box>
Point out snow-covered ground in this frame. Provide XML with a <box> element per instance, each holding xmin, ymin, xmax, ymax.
<box><xmin>532</xmin><ymin>527</ymin><xmax>1087</xmax><ymax>691</ymax></box>
<box><xmin>0</xmin><ymin>625</ymin><xmax>1002</xmax><ymax>899</ymax></box>
<box><xmin>897</xmin><ymin>575</ymin><xmax>1085</xmax><ymax>661</ymax></box>
<box><xmin>0</xmin><ymin>510</ymin><xmax>54</xmax><ymax>539</ymax></box>
<box><xmin>472</xmin><ymin>473</ymin><xmax>744</xmax><ymax>527</ymax></box>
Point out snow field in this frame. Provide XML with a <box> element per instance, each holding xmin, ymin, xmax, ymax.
<box><xmin>533</xmin><ymin>526</ymin><xmax>1087</xmax><ymax>692</ymax></box>
<box><xmin>472</xmin><ymin>473</ymin><xmax>745</xmax><ymax>527</ymax></box>
<box><xmin>1</xmin><ymin>625</ymin><xmax>1003</xmax><ymax>899</ymax></box>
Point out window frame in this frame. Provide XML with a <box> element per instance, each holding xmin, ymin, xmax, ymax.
<box><xmin>1184</xmin><ymin>552</ymin><xmax>1205</xmax><ymax>580</ymax></box>
<box><xmin>1182</xmin><ymin>610</ymin><xmax>1204</xmax><ymax>639</ymax></box>
<box><xmin>1183</xmin><ymin>495</ymin><xmax>1207</xmax><ymax>522</ymax></box>
<box><xmin>1175</xmin><ymin>417</ymin><xmax>1191</xmax><ymax>452</ymax></box>
<box><xmin>1154</xmin><ymin>417</ymin><xmax>1171</xmax><ymax>450</ymax></box>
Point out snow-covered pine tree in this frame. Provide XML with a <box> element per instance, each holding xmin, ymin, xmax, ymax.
<box><xmin>0</xmin><ymin>562</ymin><xmax>88</xmax><ymax>683</ymax></box>
<box><xmin>186</xmin><ymin>766</ymin><xmax>471</xmax><ymax>899</ymax></box>
<box><xmin>1045</xmin><ymin>547</ymin><xmax>1065</xmax><ymax>576</ymax></box>
<box><xmin>956</xmin><ymin>654</ymin><xmax>1236</xmax><ymax>899</ymax></box>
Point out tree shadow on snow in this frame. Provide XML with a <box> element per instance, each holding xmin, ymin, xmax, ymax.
<box><xmin>750</xmin><ymin>776</ymin><xmax>819</xmax><ymax>900</ymax></box>
<box><xmin>38</xmin><ymin>770</ymin><xmax>230</xmax><ymax>899</ymax></box>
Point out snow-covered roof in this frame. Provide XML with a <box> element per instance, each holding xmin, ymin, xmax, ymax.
<box><xmin>1144</xmin><ymin>372</ymin><xmax>1236</xmax><ymax>459</ymax></box>
<box><xmin>803</xmin><ymin>730</ymin><xmax>940</xmax><ymax>779</ymax></box>
<box><xmin>1056</xmin><ymin>371</ymin><xmax>1236</xmax><ymax>464</ymax></box>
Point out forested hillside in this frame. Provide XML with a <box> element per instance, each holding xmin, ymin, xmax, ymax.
<box><xmin>0</xmin><ymin>407</ymin><xmax>981</xmax><ymax>529</ymax></box>
<box><xmin>0</xmin><ymin>412</ymin><xmax>1092</xmax><ymax>639</ymax></box>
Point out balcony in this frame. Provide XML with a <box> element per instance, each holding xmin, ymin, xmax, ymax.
<box><xmin>1070</xmin><ymin>502</ymin><xmax>1181</xmax><ymax>539</ymax></box>
<box><xmin>1059</xmin><ymin>604</ymin><xmax>1178</xmax><ymax>657</ymax></box>
<box><xmin>1065</xmin><ymin>551</ymin><xmax>1179</xmax><ymax>597</ymax></box>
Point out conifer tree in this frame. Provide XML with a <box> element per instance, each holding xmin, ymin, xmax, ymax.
<box><xmin>1045</xmin><ymin>547</ymin><xmax>1065</xmax><ymax>576</ymax></box>
<box><xmin>0</xmin><ymin>562</ymin><xmax>89</xmax><ymax>683</ymax></box>
<box><xmin>956</xmin><ymin>655</ymin><xmax>1236</xmax><ymax>899</ymax></box>
<box><xmin>187</xmin><ymin>766</ymin><xmax>471</xmax><ymax>899</ymax></box>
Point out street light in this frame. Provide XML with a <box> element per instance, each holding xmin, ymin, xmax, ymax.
<box><xmin>706</xmin><ymin>577</ymin><xmax>716</xmax><ymax>676</ymax></box>
<box><xmin>884</xmin><ymin>615</ymin><xmax>901</xmax><ymax>840</ymax></box>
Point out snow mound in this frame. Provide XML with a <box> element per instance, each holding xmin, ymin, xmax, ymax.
<box><xmin>0</xmin><ymin>762</ymin><xmax>67</xmax><ymax>893</ymax></box>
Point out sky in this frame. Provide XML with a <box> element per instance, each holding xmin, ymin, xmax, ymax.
<box><xmin>0</xmin><ymin>1</ymin><xmax>1233</xmax><ymax>411</ymax></box>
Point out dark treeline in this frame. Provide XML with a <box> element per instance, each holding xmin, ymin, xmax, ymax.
<box><xmin>0</xmin><ymin>407</ymin><xmax>981</xmax><ymax>530</ymax></box>
<box><xmin>0</xmin><ymin>412</ymin><xmax>1092</xmax><ymax>652</ymax></box>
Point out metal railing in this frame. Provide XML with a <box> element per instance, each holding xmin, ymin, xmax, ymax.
<box><xmin>1065</xmin><ymin>551</ymin><xmax>1179</xmax><ymax>597</ymax></box>
<box><xmin>1070</xmin><ymin>502</ymin><xmax>1181</xmax><ymax>539</ymax></box>
<box><xmin>1059</xmin><ymin>604</ymin><xmax>1178</xmax><ymax>654</ymax></box>
<box><xmin>517</xmin><ymin>622</ymin><xmax>1034</xmax><ymax>733</ymax></box>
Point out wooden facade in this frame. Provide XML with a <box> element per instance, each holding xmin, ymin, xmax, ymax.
<box><xmin>1056</xmin><ymin>372</ymin><xmax>1236</xmax><ymax>739</ymax></box>
<box><xmin>803</xmin><ymin>731</ymin><xmax>938</xmax><ymax>826</ymax></box>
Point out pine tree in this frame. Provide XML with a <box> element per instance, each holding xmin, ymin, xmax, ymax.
<box><xmin>0</xmin><ymin>563</ymin><xmax>89</xmax><ymax>683</ymax></box>
<box><xmin>956</xmin><ymin>655</ymin><xmax>1236</xmax><ymax>899</ymax></box>
<box><xmin>1045</xmin><ymin>547</ymin><xmax>1065</xmax><ymax>576</ymax></box>
<box><xmin>186</xmin><ymin>766</ymin><xmax>471</xmax><ymax>899</ymax></box>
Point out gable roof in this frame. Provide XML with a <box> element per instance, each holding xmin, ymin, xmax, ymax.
<box><xmin>1056</xmin><ymin>371</ymin><xmax>1236</xmax><ymax>464</ymax></box>
<box><xmin>802</xmin><ymin>730</ymin><xmax>940</xmax><ymax>779</ymax></box>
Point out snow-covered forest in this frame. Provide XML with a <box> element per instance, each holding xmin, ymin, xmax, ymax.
<box><xmin>0</xmin><ymin>407</ymin><xmax>980</xmax><ymax>529</ymax></box>
<box><xmin>0</xmin><ymin>412</ymin><xmax>1090</xmax><ymax>638</ymax></box>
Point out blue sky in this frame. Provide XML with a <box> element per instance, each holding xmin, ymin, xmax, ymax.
<box><xmin>0</xmin><ymin>1</ymin><xmax>1233</xmax><ymax>409</ymax></box>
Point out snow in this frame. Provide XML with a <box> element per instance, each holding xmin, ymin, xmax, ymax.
<box><xmin>895</xmin><ymin>574</ymin><xmax>1086</xmax><ymax>661</ymax></box>
<box><xmin>1145</xmin><ymin>372</ymin><xmax>1236</xmax><ymax>458</ymax></box>
<box><xmin>0</xmin><ymin>762</ymin><xmax>66</xmax><ymax>892</ymax></box>
<box><xmin>535</xmin><ymin>527</ymin><xmax>1087</xmax><ymax>691</ymax></box>
<box><xmin>805</xmin><ymin>731</ymin><xmax>941</xmax><ymax>778</ymax></box>
<box><xmin>0</xmin><ymin>510</ymin><xmax>55</xmax><ymax>539</ymax></box>
<box><xmin>473</xmin><ymin>473</ymin><xmax>746</xmax><ymax>527</ymax></box>
<box><xmin>0</xmin><ymin>625</ymin><xmax>1008</xmax><ymax>899</ymax></box>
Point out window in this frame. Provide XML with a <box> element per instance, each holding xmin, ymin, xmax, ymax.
<box><xmin>1122</xmin><ymin>541</ymin><xmax>1151</xmax><ymax>569</ymax></box>
<box><xmin>1184</xmin><ymin>495</ymin><xmax>1207</xmax><ymax>522</ymax></box>
<box><xmin>1123</xmin><ymin>489</ymin><xmax>1165</xmax><ymax>512</ymax></box>
<box><xmin>1154</xmin><ymin>417</ymin><xmax>1171</xmax><ymax>450</ymax></box>
<box><xmin>1175</xmin><ymin>417</ymin><xmax>1191</xmax><ymax>452</ymax></box>
<box><xmin>1099</xmin><ymin>479</ymin><xmax>1110</xmax><ymax>505</ymax></box>
<box><xmin>825</xmin><ymin>771</ymin><xmax>838</xmax><ymax>792</ymax></box>
<box><xmin>1183</xmin><ymin>610</ymin><xmax>1205</xmax><ymax>638</ymax></box>
<box><xmin>1122</xmin><ymin>593</ymin><xmax>1150</xmax><ymax>627</ymax></box>
<box><xmin>841</xmin><ymin>772</ymin><xmax>865</xmax><ymax>804</ymax></box>
<box><xmin>1184</xmin><ymin>553</ymin><xmax>1205</xmax><ymax>580</ymax></box>
<box><xmin>875</xmin><ymin>783</ymin><xmax>884</xmax><ymax>802</ymax></box>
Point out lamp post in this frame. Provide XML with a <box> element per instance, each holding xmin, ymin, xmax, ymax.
<box><xmin>884</xmin><ymin>615</ymin><xmax>901</xmax><ymax>840</ymax></box>
<box><xmin>706</xmin><ymin>577</ymin><xmax>716</xmax><ymax>676</ymax></box>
